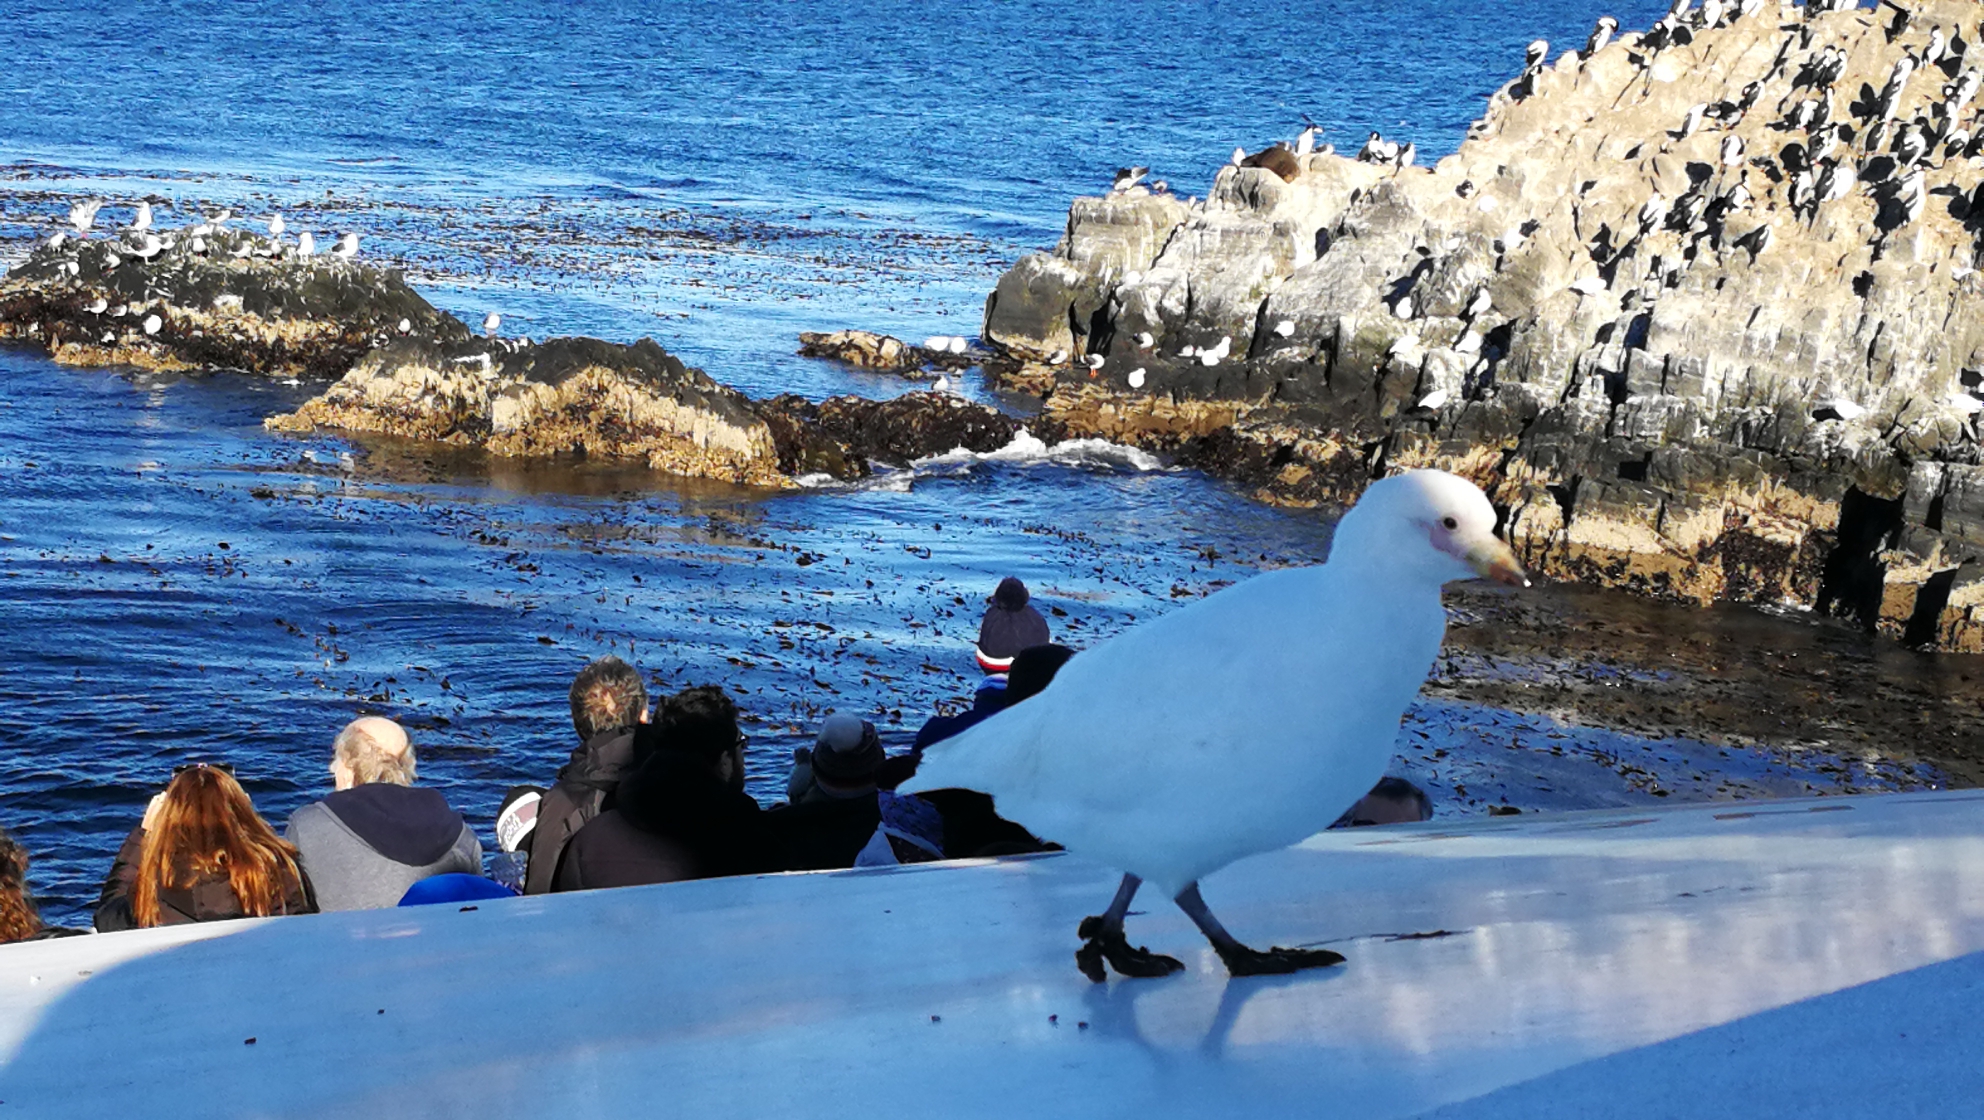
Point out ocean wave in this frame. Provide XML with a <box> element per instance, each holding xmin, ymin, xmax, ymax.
<box><xmin>791</xmin><ymin>430</ymin><xmax>1166</xmax><ymax>493</ymax></box>
<box><xmin>909</xmin><ymin>429</ymin><xmax>1167</xmax><ymax>473</ymax></box>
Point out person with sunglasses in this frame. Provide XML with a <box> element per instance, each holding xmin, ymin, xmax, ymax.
<box><xmin>94</xmin><ymin>763</ymin><xmax>316</xmax><ymax>931</ymax></box>
<box><xmin>552</xmin><ymin>685</ymin><xmax>778</xmax><ymax>891</ymax></box>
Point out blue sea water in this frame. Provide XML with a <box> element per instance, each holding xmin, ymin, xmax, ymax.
<box><xmin>0</xmin><ymin>0</ymin><xmax>1940</xmax><ymax>927</ymax></box>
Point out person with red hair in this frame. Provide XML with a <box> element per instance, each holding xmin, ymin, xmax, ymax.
<box><xmin>0</xmin><ymin>826</ymin><xmax>44</xmax><ymax>943</ymax></box>
<box><xmin>94</xmin><ymin>764</ymin><xmax>316</xmax><ymax>931</ymax></box>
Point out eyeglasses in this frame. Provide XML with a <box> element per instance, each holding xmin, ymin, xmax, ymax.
<box><xmin>172</xmin><ymin>762</ymin><xmax>234</xmax><ymax>776</ymax></box>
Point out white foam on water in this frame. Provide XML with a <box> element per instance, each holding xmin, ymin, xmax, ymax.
<box><xmin>910</xmin><ymin>428</ymin><xmax>1166</xmax><ymax>473</ymax></box>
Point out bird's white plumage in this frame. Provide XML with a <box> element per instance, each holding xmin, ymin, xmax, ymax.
<box><xmin>900</xmin><ymin>469</ymin><xmax>1507</xmax><ymax>897</ymax></box>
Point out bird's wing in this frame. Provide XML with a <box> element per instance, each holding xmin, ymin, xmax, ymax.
<box><xmin>901</xmin><ymin>567</ymin><xmax>1438</xmax><ymax>855</ymax></box>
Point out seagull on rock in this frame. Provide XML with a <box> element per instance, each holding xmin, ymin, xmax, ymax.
<box><xmin>901</xmin><ymin>469</ymin><xmax>1528</xmax><ymax>980</ymax></box>
<box><xmin>484</xmin><ymin>312</ymin><xmax>502</xmax><ymax>337</ymax></box>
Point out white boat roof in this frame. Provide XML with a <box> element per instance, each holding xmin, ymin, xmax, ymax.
<box><xmin>2</xmin><ymin>789</ymin><xmax>1981</xmax><ymax>1118</ymax></box>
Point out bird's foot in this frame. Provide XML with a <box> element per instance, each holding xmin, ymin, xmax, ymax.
<box><xmin>1075</xmin><ymin>917</ymin><xmax>1185</xmax><ymax>983</ymax></box>
<box><xmin>1216</xmin><ymin>944</ymin><xmax>1346</xmax><ymax>977</ymax></box>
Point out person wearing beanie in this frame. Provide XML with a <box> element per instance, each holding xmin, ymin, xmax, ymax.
<box><xmin>786</xmin><ymin>714</ymin><xmax>886</xmax><ymax>806</ymax></box>
<box><xmin>766</xmin><ymin>714</ymin><xmax>891</xmax><ymax>872</ymax></box>
<box><xmin>974</xmin><ymin>577</ymin><xmax>1051</xmax><ymax>674</ymax></box>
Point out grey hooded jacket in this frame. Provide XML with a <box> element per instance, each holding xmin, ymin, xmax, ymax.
<box><xmin>286</xmin><ymin>784</ymin><xmax>483</xmax><ymax>911</ymax></box>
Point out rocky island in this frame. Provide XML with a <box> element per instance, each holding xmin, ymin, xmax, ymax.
<box><xmin>977</xmin><ymin>0</ymin><xmax>1984</xmax><ymax>650</ymax></box>
<box><xmin>0</xmin><ymin>225</ymin><xmax>1023</xmax><ymax>487</ymax></box>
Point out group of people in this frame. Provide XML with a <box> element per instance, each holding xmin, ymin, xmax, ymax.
<box><xmin>0</xmin><ymin>577</ymin><xmax>1432</xmax><ymax>942</ymax></box>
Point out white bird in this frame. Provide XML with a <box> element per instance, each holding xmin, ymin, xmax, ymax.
<box><xmin>209</xmin><ymin>209</ymin><xmax>233</xmax><ymax>227</ymax></box>
<box><xmin>142</xmin><ymin>314</ymin><xmax>162</xmax><ymax>336</ymax></box>
<box><xmin>130</xmin><ymin>202</ymin><xmax>152</xmax><ymax>232</ymax></box>
<box><xmin>1128</xmin><ymin>367</ymin><xmax>1147</xmax><ymax>389</ymax></box>
<box><xmin>947</xmin><ymin>336</ymin><xmax>967</xmax><ymax>355</ymax></box>
<box><xmin>103</xmin><ymin>252</ymin><xmax>120</xmax><ymax>269</ymax></box>
<box><xmin>922</xmin><ymin>335</ymin><xmax>952</xmax><ymax>351</ymax></box>
<box><xmin>1295</xmin><ymin>125</ymin><xmax>1318</xmax><ymax>157</ymax></box>
<box><xmin>268</xmin><ymin>214</ymin><xmax>285</xmax><ymax>237</ymax></box>
<box><xmin>1232</xmin><ymin>146</ymin><xmax>1247</xmax><ymax>166</ymax></box>
<box><xmin>1393</xmin><ymin>295</ymin><xmax>1415</xmax><ymax>320</ymax></box>
<box><xmin>932</xmin><ymin>375</ymin><xmax>953</xmax><ymax>393</ymax></box>
<box><xmin>69</xmin><ymin>200</ymin><xmax>102</xmax><ymax>236</ymax></box>
<box><xmin>1197</xmin><ymin>336</ymin><xmax>1231</xmax><ymax>367</ymax></box>
<box><xmin>1675</xmin><ymin>103</ymin><xmax>1706</xmax><ymax>139</ymax></box>
<box><xmin>1569</xmin><ymin>275</ymin><xmax>1608</xmax><ymax>296</ymax></box>
<box><xmin>132</xmin><ymin>234</ymin><xmax>163</xmax><ymax>261</ymax></box>
<box><xmin>47</xmin><ymin>232</ymin><xmax>66</xmax><ymax>250</ymax></box>
<box><xmin>1814</xmin><ymin>397</ymin><xmax>1866</xmax><ymax>421</ymax></box>
<box><xmin>1638</xmin><ymin>193</ymin><xmax>1669</xmax><ymax>235</ymax></box>
<box><xmin>1135</xmin><ymin>331</ymin><xmax>1156</xmax><ymax>350</ymax></box>
<box><xmin>1721</xmin><ymin>134</ymin><xmax>1745</xmax><ymax>167</ymax></box>
<box><xmin>397</xmin><ymin>318</ymin><xmax>412</xmax><ymax>334</ymax></box>
<box><xmin>1084</xmin><ymin>354</ymin><xmax>1106</xmax><ymax>371</ymax></box>
<box><xmin>485</xmin><ymin>312</ymin><xmax>503</xmax><ymax>337</ymax></box>
<box><xmin>1585</xmin><ymin>16</ymin><xmax>1618</xmax><ymax>56</ymax></box>
<box><xmin>332</xmin><ymin>233</ymin><xmax>359</xmax><ymax>259</ymax></box>
<box><xmin>1047</xmin><ymin>349</ymin><xmax>1069</xmax><ymax>365</ymax></box>
<box><xmin>297</xmin><ymin>232</ymin><xmax>316</xmax><ymax>257</ymax></box>
<box><xmin>1525</xmin><ymin>39</ymin><xmax>1549</xmax><ymax>69</ymax></box>
<box><xmin>86</xmin><ymin>298</ymin><xmax>107</xmax><ymax>315</ymax></box>
<box><xmin>899</xmin><ymin>470</ymin><xmax>1527</xmax><ymax>980</ymax></box>
<box><xmin>189</xmin><ymin>236</ymin><xmax>207</xmax><ymax>255</ymax></box>
<box><xmin>1272</xmin><ymin>320</ymin><xmax>1296</xmax><ymax>337</ymax></box>
<box><xmin>1416</xmin><ymin>389</ymin><xmax>1451</xmax><ymax>411</ymax></box>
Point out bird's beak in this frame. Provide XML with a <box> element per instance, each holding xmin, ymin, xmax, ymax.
<box><xmin>1466</xmin><ymin>537</ymin><xmax>1530</xmax><ymax>587</ymax></box>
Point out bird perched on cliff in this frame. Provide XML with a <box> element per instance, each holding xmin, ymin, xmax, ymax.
<box><xmin>483</xmin><ymin>312</ymin><xmax>502</xmax><ymax>338</ymax></box>
<box><xmin>332</xmin><ymin>233</ymin><xmax>359</xmax><ymax>260</ymax></box>
<box><xmin>128</xmin><ymin>201</ymin><xmax>152</xmax><ymax>232</ymax></box>
<box><xmin>69</xmin><ymin>200</ymin><xmax>101</xmax><ymax>237</ymax></box>
<box><xmin>1127</xmin><ymin>368</ymin><xmax>1146</xmax><ymax>389</ymax></box>
<box><xmin>1393</xmin><ymin>142</ymin><xmax>1417</xmax><ymax>171</ymax></box>
<box><xmin>900</xmin><ymin>470</ymin><xmax>1527</xmax><ymax>980</ymax></box>
<box><xmin>1111</xmin><ymin>166</ymin><xmax>1149</xmax><ymax>193</ymax></box>
<box><xmin>1084</xmin><ymin>353</ymin><xmax>1105</xmax><ymax>371</ymax></box>
<box><xmin>1524</xmin><ymin>39</ymin><xmax>1548</xmax><ymax>69</ymax></box>
<box><xmin>1637</xmin><ymin>193</ymin><xmax>1669</xmax><ymax>237</ymax></box>
<box><xmin>1584</xmin><ymin>16</ymin><xmax>1618</xmax><ymax>57</ymax></box>
<box><xmin>132</xmin><ymin>234</ymin><xmax>163</xmax><ymax>261</ymax></box>
<box><xmin>268</xmin><ymin>213</ymin><xmax>285</xmax><ymax>238</ymax></box>
<box><xmin>1720</xmin><ymin>134</ymin><xmax>1746</xmax><ymax>167</ymax></box>
<box><xmin>1295</xmin><ymin>122</ymin><xmax>1319</xmax><ymax>157</ymax></box>
<box><xmin>296</xmin><ymin>231</ymin><xmax>316</xmax><ymax>257</ymax></box>
<box><xmin>1197</xmin><ymin>336</ymin><xmax>1231</xmax><ymax>366</ymax></box>
<box><xmin>1135</xmin><ymin>331</ymin><xmax>1156</xmax><ymax>350</ymax></box>
<box><xmin>1672</xmin><ymin>103</ymin><xmax>1707</xmax><ymax>140</ymax></box>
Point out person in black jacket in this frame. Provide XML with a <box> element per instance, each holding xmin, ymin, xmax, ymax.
<box><xmin>524</xmin><ymin>656</ymin><xmax>649</xmax><ymax>895</ymax></box>
<box><xmin>908</xmin><ymin>644</ymin><xmax>1073</xmax><ymax>859</ymax></box>
<box><xmin>769</xmin><ymin>715</ymin><xmax>887</xmax><ymax>871</ymax></box>
<box><xmin>554</xmin><ymin>685</ymin><xmax>778</xmax><ymax>891</ymax></box>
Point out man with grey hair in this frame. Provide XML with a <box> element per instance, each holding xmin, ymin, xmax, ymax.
<box><xmin>523</xmin><ymin>656</ymin><xmax>650</xmax><ymax>894</ymax></box>
<box><xmin>286</xmin><ymin>716</ymin><xmax>483</xmax><ymax>911</ymax></box>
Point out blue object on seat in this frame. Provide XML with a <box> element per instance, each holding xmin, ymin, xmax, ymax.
<box><xmin>398</xmin><ymin>873</ymin><xmax>518</xmax><ymax>907</ymax></box>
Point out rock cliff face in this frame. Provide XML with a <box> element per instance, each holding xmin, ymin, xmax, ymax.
<box><xmin>982</xmin><ymin>0</ymin><xmax>1984</xmax><ymax>650</ymax></box>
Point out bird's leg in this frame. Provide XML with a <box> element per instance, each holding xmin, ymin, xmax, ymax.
<box><xmin>1174</xmin><ymin>882</ymin><xmax>1346</xmax><ymax>977</ymax></box>
<box><xmin>1075</xmin><ymin>874</ymin><xmax>1184</xmax><ymax>983</ymax></box>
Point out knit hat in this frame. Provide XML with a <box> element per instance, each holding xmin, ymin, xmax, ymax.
<box><xmin>811</xmin><ymin>714</ymin><xmax>884</xmax><ymax>786</ymax></box>
<box><xmin>494</xmin><ymin>785</ymin><xmax>544</xmax><ymax>854</ymax></box>
<box><xmin>975</xmin><ymin>577</ymin><xmax>1051</xmax><ymax>672</ymax></box>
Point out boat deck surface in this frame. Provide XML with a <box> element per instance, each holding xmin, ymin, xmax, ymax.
<box><xmin>1</xmin><ymin>789</ymin><xmax>1981</xmax><ymax>1118</ymax></box>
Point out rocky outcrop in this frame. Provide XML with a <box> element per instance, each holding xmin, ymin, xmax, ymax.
<box><xmin>267</xmin><ymin>336</ymin><xmax>794</xmax><ymax>487</ymax></box>
<box><xmin>795</xmin><ymin>329</ymin><xmax>983</xmax><ymax>376</ymax></box>
<box><xmin>757</xmin><ymin>391</ymin><xmax>1027</xmax><ymax>479</ymax></box>
<box><xmin>0</xmin><ymin>228</ymin><xmax>465</xmax><ymax>377</ymax></box>
<box><xmin>981</xmin><ymin>0</ymin><xmax>1984</xmax><ymax>650</ymax></box>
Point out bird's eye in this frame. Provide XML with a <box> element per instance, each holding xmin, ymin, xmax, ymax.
<box><xmin>1441</xmin><ymin>516</ymin><xmax>1459</xmax><ymax>530</ymax></box>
